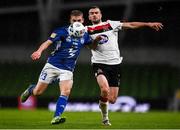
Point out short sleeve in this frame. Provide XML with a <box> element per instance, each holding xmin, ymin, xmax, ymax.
<box><xmin>107</xmin><ymin>20</ymin><xmax>123</xmax><ymax>30</ymax></box>
<box><xmin>48</xmin><ymin>28</ymin><xmax>64</xmax><ymax>43</ymax></box>
<box><xmin>84</xmin><ymin>33</ymin><xmax>93</xmax><ymax>45</ymax></box>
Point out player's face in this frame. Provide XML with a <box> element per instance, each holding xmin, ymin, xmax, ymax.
<box><xmin>88</xmin><ymin>8</ymin><xmax>102</xmax><ymax>24</ymax></box>
<box><xmin>70</xmin><ymin>15</ymin><xmax>84</xmax><ymax>24</ymax></box>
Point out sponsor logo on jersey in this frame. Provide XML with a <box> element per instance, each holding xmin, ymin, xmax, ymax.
<box><xmin>72</xmin><ymin>42</ymin><xmax>78</xmax><ymax>46</ymax></box>
<box><xmin>72</xmin><ymin>38</ymin><xmax>84</xmax><ymax>45</ymax></box>
<box><xmin>73</xmin><ymin>38</ymin><xmax>79</xmax><ymax>42</ymax></box>
<box><xmin>98</xmin><ymin>34</ymin><xmax>109</xmax><ymax>44</ymax></box>
<box><xmin>66</xmin><ymin>36</ymin><xmax>84</xmax><ymax>46</ymax></box>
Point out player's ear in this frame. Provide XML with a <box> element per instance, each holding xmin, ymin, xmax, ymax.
<box><xmin>88</xmin><ymin>14</ymin><xmax>91</xmax><ymax>20</ymax></box>
<box><xmin>69</xmin><ymin>16</ymin><xmax>72</xmax><ymax>24</ymax></box>
<box><xmin>82</xmin><ymin>18</ymin><xmax>84</xmax><ymax>24</ymax></box>
<box><xmin>100</xmin><ymin>12</ymin><xmax>102</xmax><ymax>20</ymax></box>
<box><xmin>69</xmin><ymin>19</ymin><xmax>72</xmax><ymax>24</ymax></box>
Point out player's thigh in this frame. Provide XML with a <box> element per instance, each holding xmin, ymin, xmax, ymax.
<box><xmin>108</xmin><ymin>64</ymin><xmax>120</xmax><ymax>100</ymax></box>
<box><xmin>97</xmin><ymin>74</ymin><xmax>109</xmax><ymax>90</ymax></box>
<box><xmin>108</xmin><ymin>64</ymin><xmax>121</xmax><ymax>87</ymax></box>
<box><xmin>92</xmin><ymin>63</ymin><xmax>109</xmax><ymax>89</ymax></box>
<box><xmin>38</xmin><ymin>63</ymin><xmax>60</xmax><ymax>84</ymax></box>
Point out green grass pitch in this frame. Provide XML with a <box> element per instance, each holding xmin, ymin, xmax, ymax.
<box><xmin>0</xmin><ymin>109</ymin><xmax>180</xmax><ymax>129</ymax></box>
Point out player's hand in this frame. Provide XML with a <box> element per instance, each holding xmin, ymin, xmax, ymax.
<box><xmin>95</xmin><ymin>35</ymin><xmax>103</xmax><ymax>41</ymax></box>
<box><xmin>31</xmin><ymin>51</ymin><xmax>41</xmax><ymax>60</ymax></box>
<box><xmin>148</xmin><ymin>22</ymin><xmax>163</xmax><ymax>31</ymax></box>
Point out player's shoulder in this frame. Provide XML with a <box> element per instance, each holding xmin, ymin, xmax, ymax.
<box><xmin>107</xmin><ymin>20</ymin><xmax>123</xmax><ymax>25</ymax></box>
<box><xmin>106</xmin><ymin>20</ymin><xmax>118</xmax><ymax>24</ymax></box>
<box><xmin>52</xmin><ymin>26</ymin><xmax>69</xmax><ymax>37</ymax></box>
<box><xmin>86</xmin><ymin>21</ymin><xmax>108</xmax><ymax>28</ymax></box>
<box><xmin>86</xmin><ymin>21</ymin><xmax>112</xmax><ymax>33</ymax></box>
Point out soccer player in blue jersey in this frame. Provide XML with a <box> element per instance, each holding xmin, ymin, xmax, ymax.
<box><xmin>20</xmin><ymin>10</ymin><xmax>99</xmax><ymax>125</ymax></box>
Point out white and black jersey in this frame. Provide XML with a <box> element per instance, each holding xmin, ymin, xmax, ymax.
<box><xmin>87</xmin><ymin>20</ymin><xmax>123</xmax><ymax>65</ymax></box>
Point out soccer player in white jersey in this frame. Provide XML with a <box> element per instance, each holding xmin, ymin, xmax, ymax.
<box><xmin>87</xmin><ymin>6</ymin><xmax>163</xmax><ymax>126</ymax></box>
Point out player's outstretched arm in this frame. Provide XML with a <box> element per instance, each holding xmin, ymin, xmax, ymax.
<box><xmin>31</xmin><ymin>40</ymin><xmax>52</xmax><ymax>60</ymax></box>
<box><xmin>122</xmin><ymin>22</ymin><xmax>163</xmax><ymax>31</ymax></box>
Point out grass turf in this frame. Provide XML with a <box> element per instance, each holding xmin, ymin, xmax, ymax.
<box><xmin>0</xmin><ymin>109</ymin><xmax>180</xmax><ymax>129</ymax></box>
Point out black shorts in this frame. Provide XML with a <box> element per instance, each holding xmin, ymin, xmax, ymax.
<box><xmin>92</xmin><ymin>63</ymin><xmax>121</xmax><ymax>87</ymax></box>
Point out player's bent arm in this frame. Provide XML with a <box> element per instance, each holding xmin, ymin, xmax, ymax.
<box><xmin>86</xmin><ymin>40</ymin><xmax>98</xmax><ymax>50</ymax></box>
<box><xmin>31</xmin><ymin>40</ymin><xmax>53</xmax><ymax>60</ymax></box>
<box><xmin>86</xmin><ymin>35</ymin><xmax>102</xmax><ymax>50</ymax></box>
<box><xmin>122</xmin><ymin>22</ymin><xmax>163</xmax><ymax>31</ymax></box>
<box><xmin>85</xmin><ymin>43</ymin><xmax>96</xmax><ymax>50</ymax></box>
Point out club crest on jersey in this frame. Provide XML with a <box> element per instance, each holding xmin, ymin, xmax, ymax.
<box><xmin>98</xmin><ymin>34</ymin><xmax>109</xmax><ymax>44</ymax></box>
<box><xmin>66</xmin><ymin>36</ymin><xmax>71</xmax><ymax>42</ymax></box>
<box><xmin>80</xmin><ymin>38</ymin><xmax>85</xmax><ymax>44</ymax></box>
<box><xmin>50</xmin><ymin>33</ymin><xmax>57</xmax><ymax>38</ymax></box>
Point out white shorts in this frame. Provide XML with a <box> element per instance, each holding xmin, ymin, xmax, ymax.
<box><xmin>38</xmin><ymin>63</ymin><xmax>73</xmax><ymax>84</ymax></box>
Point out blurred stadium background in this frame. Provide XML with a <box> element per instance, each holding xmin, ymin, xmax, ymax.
<box><xmin>0</xmin><ymin>0</ymin><xmax>180</xmax><ymax>110</ymax></box>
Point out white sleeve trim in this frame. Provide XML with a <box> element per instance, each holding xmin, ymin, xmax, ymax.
<box><xmin>107</xmin><ymin>20</ymin><xmax>123</xmax><ymax>30</ymax></box>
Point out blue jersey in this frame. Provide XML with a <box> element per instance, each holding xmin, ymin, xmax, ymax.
<box><xmin>47</xmin><ymin>26</ymin><xmax>92</xmax><ymax>72</ymax></box>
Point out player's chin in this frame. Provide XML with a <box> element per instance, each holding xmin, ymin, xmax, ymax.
<box><xmin>92</xmin><ymin>19</ymin><xmax>100</xmax><ymax>24</ymax></box>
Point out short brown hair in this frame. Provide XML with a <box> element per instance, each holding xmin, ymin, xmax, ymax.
<box><xmin>70</xmin><ymin>10</ymin><xmax>83</xmax><ymax>17</ymax></box>
<box><xmin>89</xmin><ymin>6</ymin><xmax>102</xmax><ymax>13</ymax></box>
